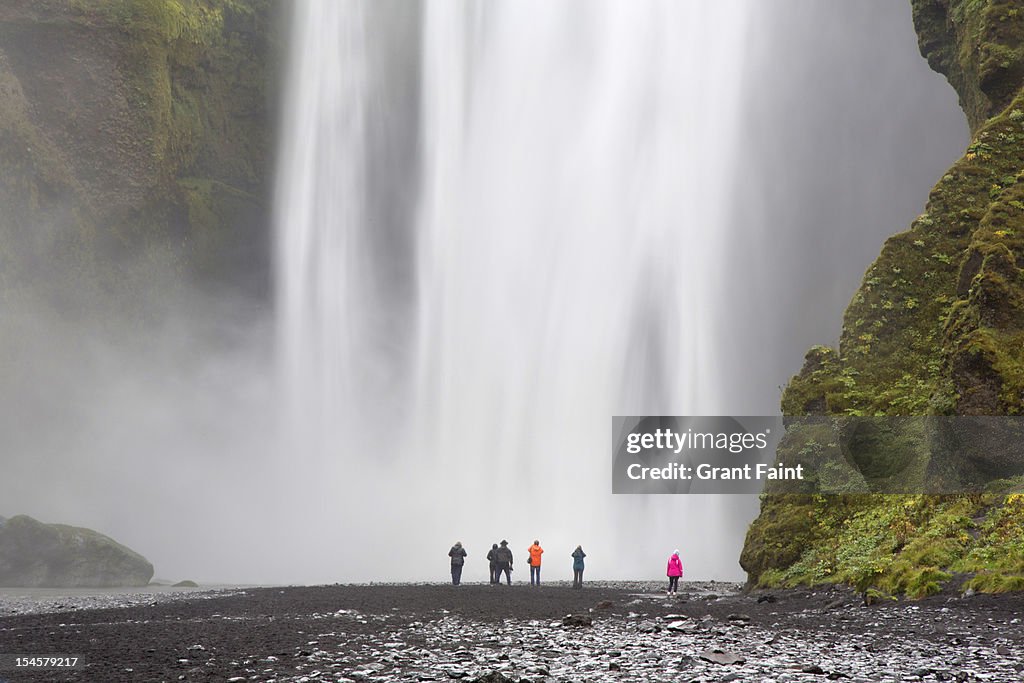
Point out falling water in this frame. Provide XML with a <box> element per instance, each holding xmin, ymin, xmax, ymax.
<box><xmin>273</xmin><ymin>1</ymin><xmax>965</xmax><ymax>582</ymax></box>
<box><xmin>276</xmin><ymin>0</ymin><xmax>748</xmax><ymax>581</ymax></box>
<box><xmin>409</xmin><ymin>2</ymin><xmax>749</xmax><ymax>567</ymax></box>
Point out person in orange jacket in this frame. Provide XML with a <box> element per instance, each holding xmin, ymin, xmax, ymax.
<box><xmin>528</xmin><ymin>540</ymin><xmax>544</xmax><ymax>586</ymax></box>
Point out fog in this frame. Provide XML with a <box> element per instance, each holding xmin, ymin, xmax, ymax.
<box><xmin>0</xmin><ymin>1</ymin><xmax>966</xmax><ymax>585</ymax></box>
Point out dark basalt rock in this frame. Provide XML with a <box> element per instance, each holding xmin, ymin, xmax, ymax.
<box><xmin>561</xmin><ymin>614</ymin><xmax>593</xmax><ymax>628</ymax></box>
<box><xmin>472</xmin><ymin>673</ymin><xmax>515</xmax><ymax>683</ymax></box>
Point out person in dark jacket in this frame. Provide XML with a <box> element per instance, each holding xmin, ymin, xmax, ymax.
<box><xmin>494</xmin><ymin>540</ymin><xmax>514</xmax><ymax>585</ymax></box>
<box><xmin>486</xmin><ymin>543</ymin><xmax>499</xmax><ymax>584</ymax></box>
<box><xmin>571</xmin><ymin>545</ymin><xmax>586</xmax><ymax>588</ymax></box>
<box><xmin>448</xmin><ymin>541</ymin><xmax>467</xmax><ymax>585</ymax></box>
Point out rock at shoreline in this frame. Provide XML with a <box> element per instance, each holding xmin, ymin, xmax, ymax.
<box><xmin>0</xmin><ymin>515</ymin><xmax>153</xmax><ymax>587</ymax></box>
<box><xmin>174</xmin><ymin>580</ymin><xmax>199</xmax><ymax>588</ymax></box>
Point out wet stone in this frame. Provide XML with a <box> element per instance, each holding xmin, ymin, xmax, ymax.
<box><xmin>698</xmin><ymin>648</ymin><xmax>746</xmax><ymax>665</ymax></box>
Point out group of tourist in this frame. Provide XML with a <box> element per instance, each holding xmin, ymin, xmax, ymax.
<box><xmin>447</xmin><ymin>542</ymin><xmax>684</xmax><ymax>593</ymax></box>
<box><xmin>446</xmin><ymin>540</ymin><xmax>586</xmax><ymax>587</ymax></box>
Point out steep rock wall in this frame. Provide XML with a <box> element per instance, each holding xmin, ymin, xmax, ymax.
<box><xmin>742</xmin><ymin>0</ymin><xmax>1024</xmax><ymax>596</ymax></box>
<box><xmin>0</xmin><ymin>0</ymin><xmax>276</xmax><ymax>305</ymax></box>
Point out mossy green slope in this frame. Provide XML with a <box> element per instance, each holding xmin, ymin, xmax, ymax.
<box><xmin>742</xmin><ymin>0</ymin><xmax>1024</xmax><ymax>596</ymax></box>
<box><xmin>0</xmin><ymin>0</ymin><xmax>275</xmax><ymax>304</ymax></box>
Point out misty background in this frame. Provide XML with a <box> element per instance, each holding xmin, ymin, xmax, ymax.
<box><xmin>0</xmin><ymin>1</ymin><xmax>966</xmax><ymax>585</ymax></box>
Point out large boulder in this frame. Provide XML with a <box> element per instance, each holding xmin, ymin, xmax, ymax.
<box><xmin>0</xmin><ymin>515</ymin><xmax>153</xmax><ymax>587</ymax></box>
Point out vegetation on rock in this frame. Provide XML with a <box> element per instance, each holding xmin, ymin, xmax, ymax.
<box><xmin>743</xmin><ymin>0</ymin><xmax>1024</xmax><ymax>596</ymax></box>
<box><xmin>0</xmin><ymin>0</ymin><xmax>276</xmax><ymax>308</ymax></box>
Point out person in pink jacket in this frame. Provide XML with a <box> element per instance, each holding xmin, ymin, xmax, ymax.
<box><xmin>666</xmin><ymin>550</ymin><xmax>683</xmax><ymax>595</ymax></box>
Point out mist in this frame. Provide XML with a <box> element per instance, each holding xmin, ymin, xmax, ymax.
<box><xmin>0</xmin><ymin>1</ymin><xmax>966</xmax><ymax>585</ymax></box>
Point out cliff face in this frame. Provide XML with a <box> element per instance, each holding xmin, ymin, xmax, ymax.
<box><xmin>742</xmin><ymin>0</ymin><xmax>1024</xmax><ymax>596</ymax></box>
<box><xmin>0</xmin><ymin>0</ymin><xmax>275</xmax><ymax>305</ymax></box>
<box><xmin>914</xmin><ymin>0</ymin><xmax>1024</xmax><ymax>133</ymax></box>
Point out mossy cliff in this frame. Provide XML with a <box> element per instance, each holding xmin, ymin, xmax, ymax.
<box><xmin>741</xmin><ymin>0</ymin><xmax>1024</xmax><ymax>597</ymax></box>
<box><xmin>0</xmin><ymin>0</ymin><xmax>276</xmax><ymax>304</ymax></box>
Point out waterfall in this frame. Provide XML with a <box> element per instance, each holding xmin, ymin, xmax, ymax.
<box><xmin>276</xmin><ymin>0</ymin><xmax>749</xmax><ymax>581</ymax></box>
<box><xmin>273</xmin><ymin>1</ymin><xmax>965</xmax><ymax>582</ymax></box>
<box><xmin>408</xmin><ymin>1</ymin><xmax>749</xmax><ymax>566</ymax></box>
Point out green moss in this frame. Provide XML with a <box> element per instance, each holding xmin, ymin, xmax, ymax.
<box><xmin>0</xmin><ymin>0</ymin><xmax>273</xmax><ymax>299</ymax></box>
<box><xmin>112</xmin><ymin>0</ymin><xmax>226</xmax><ymax>45</ymax></box>
<box><xmin>964</xmin><ymin>571</ymin><xmax>1024</xmax><ymax>592</ymax></box>
<box><xmin>109</xmin><ymin>1</ymin><xmax>272</xmax><ymax>181</ymax></box>
<box><xmin>739</xmin><ymin>494</ymin><xmax>831</xmax><ymax>584</ymax></box>
<box><xmin>750</xmin><ymin>492</ymin><xmax>1024</xmax><ymax>597</ymax></box>
<box><xmin>780</xmin><ymin>346</ymin><xmax>841</xmax><ymax>416</ymax></box>
<box><xmin>903</xmin><ymin>535</ymin><xmax>967</xmax><ymax>567</ymax></box>
<box><xmin>915</xmin><ymin>0</ymin><xmax>1024</xmax><ymax>131</ymax></box>
<box><xmin>745</xmin><ymin>37</ymin><xmax>1024</xmax><ymax>594</ymax></box>
<box><xmin>892</xmin><ymin>565</ymin><xmax>952</xmax><ymax>598</ymax></box>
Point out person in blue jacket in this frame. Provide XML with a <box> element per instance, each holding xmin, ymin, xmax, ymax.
<box><xmin>571</xmin><ymin>545</ymin><xmax>586</xmax><ymax>588</ymax></box>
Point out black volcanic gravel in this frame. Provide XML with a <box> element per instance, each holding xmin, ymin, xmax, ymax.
<box><xmin>1</xmin><ymin>582</ymin><xmax>1023</xmax><ymax>682</ymax></box>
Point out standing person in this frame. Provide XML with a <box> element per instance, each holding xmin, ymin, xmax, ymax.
<box><xmin>494</xmin><ymin>540</ymin><xmax>514</xmax><ymax>585</ymax></box>
<box><xmin>666</xmin><ymin>549</ymin><xmax>683</xmax><ymax>595</ymax></box>
<box><xmin>448</xmin><ymin>541</ymin><xmax>467</xmax><ymax>586</ymax></box>
<box><xmin>486</xmin><ymin>543</ymin><xmax>499</xmax><ymax>585</ymax></box>
<box><xmin>528</xmin><ymin>540</ymin><xmax>544</xmax><ymax>586</ymax></box>
<box><xmin>571</xmin><ymin>545</ymin><xmax>586</xmax><ymax>589</ymax></box>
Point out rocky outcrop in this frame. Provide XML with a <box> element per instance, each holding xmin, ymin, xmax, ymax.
<box><xmin>913</xmin><ymin>0</ymin><xmax>1024</xmax><ymax>132</ymax></box>
<box><xmin>0</xmin><ymin>515</ymin><xmax>154</xmax><ymax>587</ymax></box>
<box><xmin>742</xmin><ymin>0</ymin><xmax>1024</xmax><ymax>595</ymax></box>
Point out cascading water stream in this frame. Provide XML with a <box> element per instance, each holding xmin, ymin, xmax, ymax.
<box><xmin>271</xmin><ymin>1</ymin><xmax>964</xmax><ymax>582</ymax></box>
<box><xmin>410</xmin><ymin>1</ymin><xmax>749</xmax><ymax>553</ymax></box>
<box><xmin>275</xmin><ymin>0</ymin><xmax>755</xmax><ymax>580</ymax></box>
